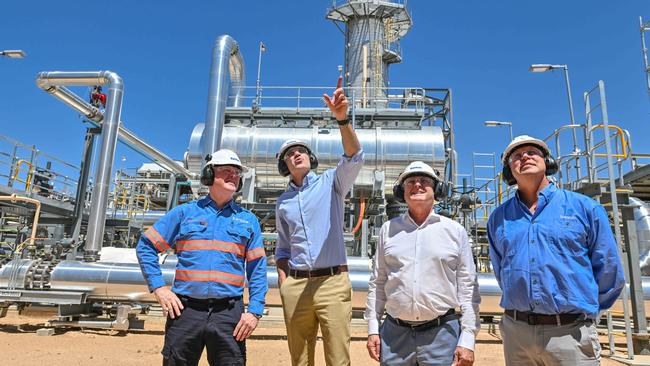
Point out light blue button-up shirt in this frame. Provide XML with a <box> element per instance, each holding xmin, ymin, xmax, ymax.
<box><xmin>275</xmin><ymin>151</ymin><xmax>364</xmax><ymax>270</ymax></box>
<box><xmin>487</xmin><ymin>183</ymin><xmax>625</xmax><ymax>319</ymax></box>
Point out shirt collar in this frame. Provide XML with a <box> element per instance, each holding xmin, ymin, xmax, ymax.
<box><xmin>199</xmin><ymin>195</ymin><xmax>236</xmax><ymax>212</ymax></box>
<box><xmin>403</xmin><ymin>207</ymin><xmax>440</xmax><ymax>227</ymax></box>
<box><xmin>288</xmin><ymin>171</ymin><xmax>317</xmax><ymax>191</ymax></box>
<box><xmin>515</xmin><ymin>181</ymin><xmax>557</xmax><ymax>201</ymax></box>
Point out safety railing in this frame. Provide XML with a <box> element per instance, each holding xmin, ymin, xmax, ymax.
<box><xmin>0</xmin><ymin>134</ymin><xmax>80</xmax><ymax>201</ymax></box>
<box><xmin>330</xmin><ymin>0</ymin><xmax>407</xmax><ymax>8</ymax></box>
<box><xmin>240</xmin><ymin>85</ymin><xmax>439</xmax><ymax>112</ymax></box>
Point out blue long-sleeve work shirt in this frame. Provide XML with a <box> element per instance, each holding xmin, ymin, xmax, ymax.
<box><xmin>487</xmin><ymin>183</ymin><xmax>625</xmax><ymax>319</ymax></box>
<box><xmin>136</xmin><ymin>196</ymin><xmax>268</xmax><ymax>316</ymax></box>
<box><xmin>275</xmin><ymin>150</ymin><xmax>364</xmax><ymax>270</ymax></box>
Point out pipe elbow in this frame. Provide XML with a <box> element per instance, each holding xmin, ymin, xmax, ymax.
<box><xmin>101</xmin><ymin>70</ymin><xmax>124</xmax><ymax>90</ymax></box>
<box><xmin>35</xmin><ymin>72</ymin><xmax>51</xmax><ymax>90</ymax></box>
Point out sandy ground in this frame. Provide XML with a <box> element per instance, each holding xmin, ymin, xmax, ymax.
<box><xmin>0</xmin><ymin>309</ymin><xmax>628</xmax><ymax>366</ymax></box>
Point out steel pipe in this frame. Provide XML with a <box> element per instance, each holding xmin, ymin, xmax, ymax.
<box><xmin>202</xmin><ymin>35</ymin><xmax>246</xmax><ymax>158</ymax></box>
<box><xmin>36</xmin><ymin>71</ymin><xmax>124</xmax><ymax>261</ymax></box>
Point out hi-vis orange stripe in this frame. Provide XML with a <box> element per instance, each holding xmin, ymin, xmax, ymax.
<box><xmin>144</xmin><ymin>227</ymin><xmax>171</xmax><ymax>252</ymax></box>
<box><xmin>176</xmin><ymin>240</ymin><xmax>245</xmax><ymax>256</ymax></box>
<box><xmin>175</xmin><ymin>269</ymin><xmax>245</xmax><ymax>287</ymax></box>
<box><xmin>246</xmin><ymin>247</ymin><xmax>265</xmax><ymax>262</ymax></box>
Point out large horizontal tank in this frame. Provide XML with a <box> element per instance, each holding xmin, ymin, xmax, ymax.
<box><xmin>187</xmin><ymin>124</ymin><xmax>445</xmax><ymax>194</ymax></box>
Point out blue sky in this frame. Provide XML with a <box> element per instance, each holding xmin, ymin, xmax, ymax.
<box><xmin>1</xmin><ymin>0</ymin><xmax>649</xmax><ymax>184</ymax></box>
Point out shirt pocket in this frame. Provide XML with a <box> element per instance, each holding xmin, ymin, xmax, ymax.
<box><xmin>552</xmin><ymin>218</ymin><xmax>588</xmax><ymax>256</ymax></box>
<box><xmin>227</xmin><ymin>223</ymin><xmax>253</xmax><ymax>246</ymax></box>
<box><xmin>178</xmin><ymin>222</ymin><xmax>208</xmax><ymax>239</ymax></box>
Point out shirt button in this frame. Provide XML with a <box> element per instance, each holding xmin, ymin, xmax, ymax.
<box><xmin>531</xmin><ymin>258</ymin><xmax>535</xmax><ymax>263</ymax></box>
<box><xmin>535</xmin><ymin>301</ymin><xmax>540</xmax><ymax>305</ymax></box>
<box><xmin>530</xmin><ymin>239</ymin><xmax>535</xmax><ymax>244</ymax></box>
<box><xmin>533</xmin><ymin>280</ymin><xmax>537</xmax><ymax>284</ymax></box>
<box><xmin>416</xmin><ymin>317</ymin><xmax>419</xmax><ymax>320</ymax></box>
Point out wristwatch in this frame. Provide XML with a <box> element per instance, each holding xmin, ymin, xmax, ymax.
<box><xmin>336</xmin><ymin>118</ymin><xmax>350</xmax><ymax>126</ymax></box>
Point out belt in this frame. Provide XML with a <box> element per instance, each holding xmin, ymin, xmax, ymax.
<box><xmin>288</xmin><ymin>264</ymin><xmax>349</xmax><ymax>278</ymax></box>
<box><xmin>504</xmin><ymin>309</ymin><xmax>584</xmax><ymax>326</ymax></box>
<box><xmin>388</xmin><ymin>309</ymin><xmax>459</xmax><ymax>331</ymax></box>
<box><xmin>178</xmin><ymin>295</ymin><xmax>242</xmax><ymax>310</ymax></box>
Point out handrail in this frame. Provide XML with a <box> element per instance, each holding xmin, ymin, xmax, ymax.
<box><xmin>590</xmin><ymin>124</ymin><xmax>628</xmax><ymax>158</ymax></box>
<box><xmin>12</xmin><ymin>159</ymin><xmax>33</xmax><ymax>192</ymax></box>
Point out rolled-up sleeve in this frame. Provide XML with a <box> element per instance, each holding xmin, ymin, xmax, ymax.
<box><xmin>334</xmin><ymin>150</ymin><xmax>364</xmax><ymax>196</ymax></box>
<box><xmin>364</xmin><ymin>222</ymin><xmax>388</xmax><ymax>335</ymax></box>
<box><xmin>456</xmin><ymin>226</ymin><xmax>481</xmax><ymax>350</ymax></box>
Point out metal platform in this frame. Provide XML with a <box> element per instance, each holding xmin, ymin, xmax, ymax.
<box><xmin>625</xmin><ymin>164</ymin><xmax>650</xmax><ymax>201</ymax></box>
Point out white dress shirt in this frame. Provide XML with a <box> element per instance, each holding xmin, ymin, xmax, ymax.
<box><xmin>365</xmin><ymin>209</ymin><xmax>481</xmax><ymax>350</ymax></box>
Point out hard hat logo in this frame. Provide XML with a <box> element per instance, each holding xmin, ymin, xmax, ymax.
<box><xmin>205</xmin><ymin>149</ymin><xmax>249</xmax><ymax>173</ymax></box>
<box><xmin>397</xmin><ymin>161</ymin><xmax>440</xmax><ymax>185</ymax></box>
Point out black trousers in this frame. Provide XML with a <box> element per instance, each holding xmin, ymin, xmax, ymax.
<box><xmin>162</xmin><ymin>296</ymin><xmax>245</xmax><ymax>366</ymax></box>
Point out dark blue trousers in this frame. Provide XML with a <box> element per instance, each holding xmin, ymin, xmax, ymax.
<box><xmin>162</xmin><ymin>296</ymin><xmax>245</xmax><ymax>366</ymax></box>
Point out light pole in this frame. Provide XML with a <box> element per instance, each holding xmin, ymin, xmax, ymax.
<box><xmin>484</xmin><ymin>120</ymin><xmax>513</xmax><ymax>141</ymax></box>
<box><xmin>254</xmin><ymin>42</ymin><xmax>266</xmax><ymax>110</ymax></box>
<box><xmin>529</xmin><ymin>64</ymin><xmax>578</xmax><ymax>152</ymax></box>
<box><xmin>0</xmin><ymin>50</ymin><xmax>26</xmax><ymax>59</ymax></box>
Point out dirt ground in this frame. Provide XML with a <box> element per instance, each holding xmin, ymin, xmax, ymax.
<box><xmin>0</xmin><ymin>310</ymin><xmax>627</xmax><ymax>366</ymax></box>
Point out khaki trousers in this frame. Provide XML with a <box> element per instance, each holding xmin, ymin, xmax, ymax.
<box><xmin>279</xmin><ymin>272</ymin><xmax>352</xmax><ymax>366</ymax></box>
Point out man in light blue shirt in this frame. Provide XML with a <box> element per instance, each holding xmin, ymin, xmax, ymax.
<box><xmin>275</xmin><ymin>76</ymin><xmax>363</xmax><ymax>366</ymax></box>
<box><xmin>488</xmin><ymin>135</ymin><xmax>625</xmax><ymax>365</ymax></box>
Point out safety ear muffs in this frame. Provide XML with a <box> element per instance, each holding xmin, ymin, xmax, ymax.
<box><xmin>501</xmin><ymin>154</ymin><xmax>559</xmax><ymax>186</ymax></box>
<box><xmin>434</xmin><ymin>180</ymin><xmax>448</xmax><ymax>198</ymax></box>
<box><xmin>392</xmin><ymin>181</ymin><xmax>405</xmax><ymax>203</ymax></box>
<box><xmin>278</xmin><ymin>152</ymin><xmax>319</xmax><ymax>177</ymax></box>
<box><xmin>545</xmin><ymin>155</ymin><xmax>558</xmax><ymax>176</ymax></box>
<box><xmin>392</xmin><ymin>178</ymin><xmax>446</xmax><ymax>203</ymax></box>
<box><xmin>200</xmin><ymin>154</ymin><xmax>214</xmax><ymax>186</ymax></box>
<box><xmin>502</xmin><ymin>165</ymin><xmax>515</xmax><ymax>186</ymax></box>
<box><xmin>309</xmin><ymin>154</ymin><xmax>319</xmax><ymax>170</ymax></box>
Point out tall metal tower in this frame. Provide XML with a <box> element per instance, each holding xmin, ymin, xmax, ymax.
<box><xmin>327</xmin><ymin>0</ymin><xmax>412</xmax><ymax>107</ymax></box>
<box><xmin>640</xmin><ymin>17</ymin><xmax>650</xmax><ymax>100</ymax></box>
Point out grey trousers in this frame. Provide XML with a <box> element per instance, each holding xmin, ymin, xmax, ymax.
<box><xmin>499</xmin><ymin>314</ymin><xmax>601</xmax><ymax>366</ymax></box>
<box><xmin>380</xmin><ymin>317</ymin><xmax>460</xmax><ymax>366</ymax></box>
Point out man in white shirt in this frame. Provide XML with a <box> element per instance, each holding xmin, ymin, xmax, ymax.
<box><xmin>365</xmin><ymin>161</ymin><xmax>480</xmax><ymax>366</ymax></box>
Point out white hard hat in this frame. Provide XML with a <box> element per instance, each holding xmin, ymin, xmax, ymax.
<box><xmin>501</xmin><ymin>135</ymin><xmax>552</xmax><ymax>165</ymax></box>
<box><xmin>397</xmin><ymin>161</ymin><xmax>440</xmax><ymax>185</ymax></box>
<box><xmin>205</xmin><ymin>149</ymin><xmax>248</xmax><ymax>173</ymax></box>
<box><xmin>277</xmin><ymin>139</ymin><xmax>312</xmax><ymax>161</ymax></box>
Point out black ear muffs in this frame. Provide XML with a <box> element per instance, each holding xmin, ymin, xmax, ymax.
<box><xmin>502</xmin><ymin>154</ymin><xmax>559</xmax><ymax>186</ymax></box>
<box><xmin>277</xmin><ymin>151</ymin><xmax>319</xmax><ymax>177</ymax></box>
<box><xmin>392</xmin><ymin>175</ymin><xmax>448</xmax><ymax>203</ymax></box>
<box><xmin>200</xmin><ymin>154</ymin><xmax>244</xmax><ymax>192</ymax></box>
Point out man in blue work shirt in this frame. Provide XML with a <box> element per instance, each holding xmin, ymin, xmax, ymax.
<box><xmin>137</xmin><ymin>149</ymin><xmax>268</xmax><ymax>366</ymax></box>
<box><xmin>275</xmin><ymin>76</ymin><xmax>363</xmax><ymax>366</ymax></box>
<box><xmin>487</xmin><ymin>135</ymin><xmax>625</xmax><ymax>365</ymax></box>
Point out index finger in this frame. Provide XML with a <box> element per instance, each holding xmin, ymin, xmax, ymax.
<box><xmin>336</xmin><ymin>76</ymin><xmax>342</xmax><ymax>89</ymax></box>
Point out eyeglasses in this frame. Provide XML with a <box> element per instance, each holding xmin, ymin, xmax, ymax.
<box><xmin>214</xmin><ymin>166</ymin><xmax>242</xmax><ymax>178</ymax></box>
<box><xmin>508</xmin><ymin>149</ymin><xmax>544</xmax><ymax>164</ymax></box>
<box><xmin>404</xmin><ymin>176</ymin><xmax>434</xmax><ymax>187</ymax></box>
<box><xmin>284</xmin><ymin>146</ymin><xmax>308</xmax><ymax>160</ymax></box>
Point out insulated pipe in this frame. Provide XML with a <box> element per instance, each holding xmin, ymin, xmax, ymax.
<box><xmin>118</xmin><ymin>127</ymin><xmax>195</xmax><ymax>178</ymax></box>
<box><xmin>202</xmin><ymin>35</ymin><xmax>246</xmax><ymax>158</ymax></box>
<box><xmin>37</xmin><ymin>85</ymin><xmax>103</xmax><ymax>123</ymax></box>
<box><xmin>36</xmin><ymin>80</ymin><xmax>194</xmax><ymax>179</ymax></box>
<box><xmin>36</xmin><ymin>71</ymin><xmax>124</xmax><ymax>261</ymax></box>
